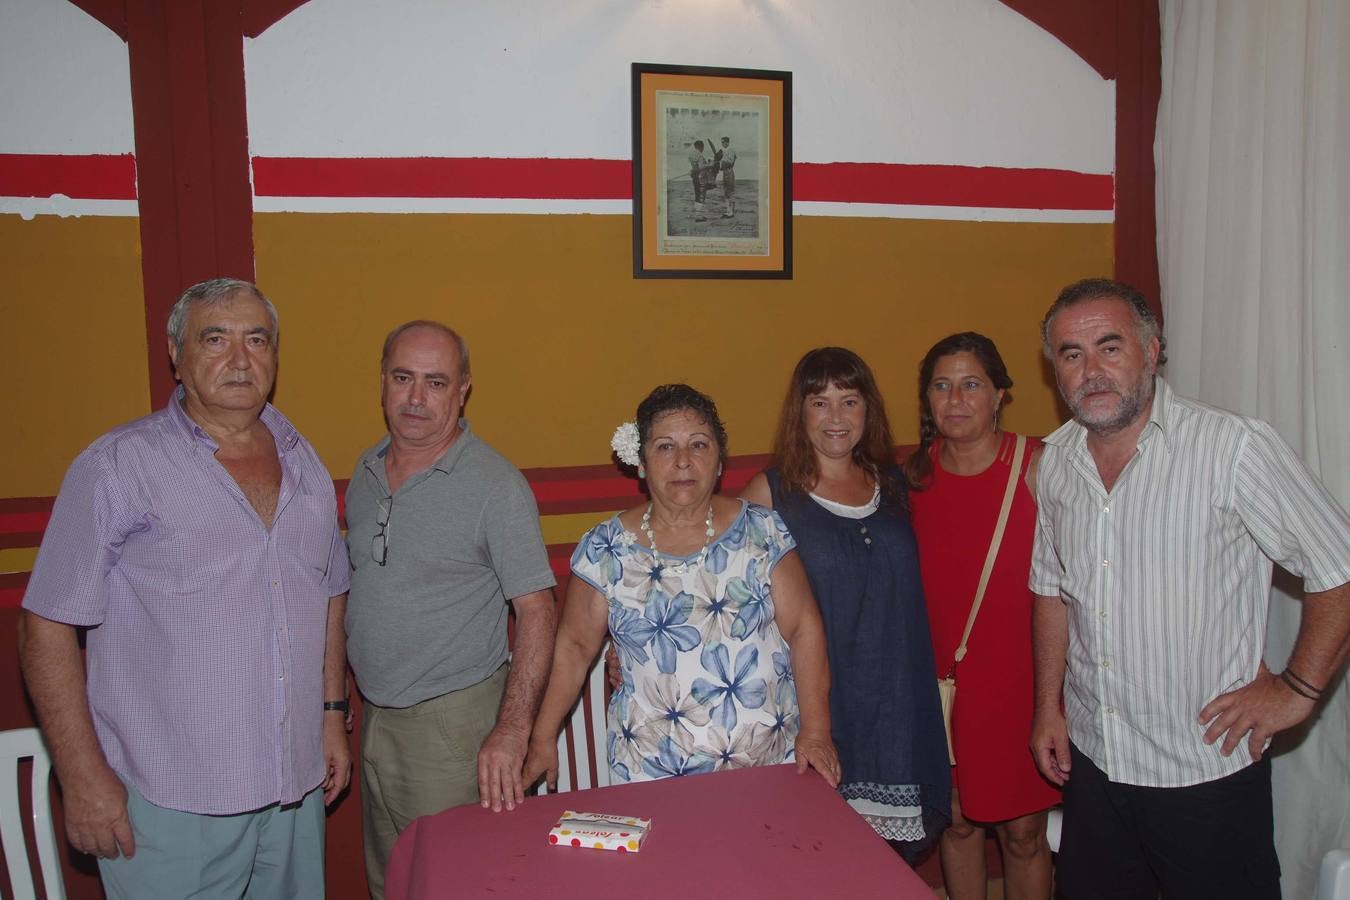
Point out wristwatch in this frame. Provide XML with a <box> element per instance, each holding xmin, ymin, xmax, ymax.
<box><xmin>323</xmin><ymin>699</ymin><xmax>350</xmax><ymax>713</ymax></box>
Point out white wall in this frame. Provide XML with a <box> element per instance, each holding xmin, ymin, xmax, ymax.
<box><xmin>243</xmin><ymin>0</ymin><xmax>1113</xmax><ymax>171</ymax></box>
<box><xmin>0</xmin><ymin>0</ymin><xmax>133</xmax><ymax>154</ymax></box>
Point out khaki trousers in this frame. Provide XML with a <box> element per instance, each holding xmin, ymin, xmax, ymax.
<box><xmin>360</xmin><ymin>664</ymin><xmax>508</xmax><ymax>900</ymax></box>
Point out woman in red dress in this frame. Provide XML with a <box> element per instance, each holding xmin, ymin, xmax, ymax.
<box><xmin>906</xmin><ymin>333</ymin><xmax>1060</xmax><ymax>900</ymax></box>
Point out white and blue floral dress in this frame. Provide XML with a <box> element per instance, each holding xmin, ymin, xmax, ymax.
<box><xmin>570</xmin><ymin>501</ymin><xmax>801</xmax><ymax>783</ymax></box>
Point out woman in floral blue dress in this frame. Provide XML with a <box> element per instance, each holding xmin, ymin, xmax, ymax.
<box><xmin>524</xmin><ymin>385</ymin><xmax>840</xmax><ymax>788</ymax></box>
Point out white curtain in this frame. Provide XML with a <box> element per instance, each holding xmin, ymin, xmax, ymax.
<box><xmin>1157</xmin><ymin>2</ymin><xmax>1350</xmax><ymax>897</ymax></box>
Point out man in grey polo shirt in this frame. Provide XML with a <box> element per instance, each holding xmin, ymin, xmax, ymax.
<box><xmin>345</xmin><ymin>320</ymin><xmax>556</xmax><ymax>900</ymax></box>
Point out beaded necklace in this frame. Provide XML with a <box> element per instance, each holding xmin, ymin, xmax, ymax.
<box><xmin>640</xmin><ymin>502</ymin><xmax>716</xmax><ymax>572</ymax></box>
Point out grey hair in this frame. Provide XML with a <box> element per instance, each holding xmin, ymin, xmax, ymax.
<box><xmin>167</xmin><ymin>278</ymin><xmax>278</xmax><ymax>354</ymax></box>
<box><xmin>1041</xmin><ymin>277</ymin><xmax>1167</xmax><ymax>365</ymax></box>
<box><xmin>380</xmin><ymin>320</ymin><xmax>471</xmax><ymax>379</ymax></box>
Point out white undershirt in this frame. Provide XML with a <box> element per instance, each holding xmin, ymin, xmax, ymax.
<box><xmin>808</xmin><ymin>486</ymin><xmax>880</xmax><ymax>519</ymax></box>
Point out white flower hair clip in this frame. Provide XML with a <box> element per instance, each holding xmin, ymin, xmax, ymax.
<box><xmin>611</xmin><ymin>421</ymin><xmax>641</xmax><ymax>468</ymax></box>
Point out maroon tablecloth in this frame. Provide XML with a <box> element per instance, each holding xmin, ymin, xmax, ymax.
<box><xmin>385</xmin><ymin>764</ymin><xmax>932</xmax><ymax>899</ymax></box>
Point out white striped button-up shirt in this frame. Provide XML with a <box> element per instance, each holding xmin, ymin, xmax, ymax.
<box><xmin>1030</xmin><ymin>377</ymin><xmax>1350</xmax><ymax>787</ymax></box>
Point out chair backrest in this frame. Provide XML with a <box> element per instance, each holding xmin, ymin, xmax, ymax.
<box><xmin>1045</xmin><ymin>805</ymin><xmax>1063</xmax><ymax>854</ymax></box>
<box><xmin>1318</xmin><ymin>849</ymin><xmax>1350</xmax><ymax>900</ymax></box>
<box><xmin>535</xmin><ymin>641</ymin><xmax>610</xmax><ymax>795</ymax></box>
<box><xmin>0</xmin><ymin>727</ymin><xmax>66</xmax><ymax>900</ymax></box>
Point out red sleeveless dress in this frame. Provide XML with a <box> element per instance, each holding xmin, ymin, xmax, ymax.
<box><xmin>909</xmin><ymin>432</ymin><xmax>1060</xmax><ymax>822</ymax></box>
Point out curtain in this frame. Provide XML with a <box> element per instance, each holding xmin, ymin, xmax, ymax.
<box><xmin>1157</xmin><ymin>2</ymin><xmax>1350</xmax><ymax>897</ymax></box>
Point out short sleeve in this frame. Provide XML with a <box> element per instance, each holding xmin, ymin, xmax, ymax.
<box><xmin>751</xmin><ymin>505</ymin><xmax>797</xmax><ymax>574</ymax></box>
<box><xmin>482</xmin><ymin>471</ymin><xmax>557</xmax><ymax>601</ymax></box>
<box><xmin>324</xmin><ymin>519</ymin><xmax>351</xmax><ymax>597</ymax></box>
<box><xmin>1028</xmin><ymin>469</ymin><xmax>1063</xmax><ymax>597</ymax></box>
<box><xmin>1234</xmin><ymin>420</ymin><xmax>1350</xmax><ymax>592</ymax></box>
<box><xmin>22</xmin><ymin>447</ymin><xmax>133</xmax><ymax>626</ymax></box>
<box><xmin>569</xmin><ymin>519</ymin><xmax>621</xmax><ymax>596</ymax></box>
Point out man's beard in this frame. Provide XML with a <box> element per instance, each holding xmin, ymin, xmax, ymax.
<box><xmin>1066</xmin><ymin>372</ymin><xmax>1155</xmax><ymax>435</ymax></box>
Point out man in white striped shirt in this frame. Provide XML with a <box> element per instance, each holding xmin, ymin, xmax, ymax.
<box><xmin>1029</xmin><ymin>278</ymin><xmax>1350</xmax><ymax>900</ymax></box>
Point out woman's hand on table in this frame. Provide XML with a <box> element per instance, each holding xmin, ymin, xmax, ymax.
<box><xmin>521</xmin><ymin>738</ymin><xmax>560</xmax><ymax>794</ymax></box>
<box><xmin>794</xmin><ymin>734</ymin><xmax>842</xmax><ymax>788</ymax></box>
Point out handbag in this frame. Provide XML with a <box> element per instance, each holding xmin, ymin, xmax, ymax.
<box><xmin>938</xmin><ymin>434</ymin><xmax>1026</xmax><ymax>765</ymax></box>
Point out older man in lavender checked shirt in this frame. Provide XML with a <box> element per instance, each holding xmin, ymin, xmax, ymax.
<box><xmin>19</xmin><ymin>278</ymin><xmax>351</xmax><ymax>899</ymax></box>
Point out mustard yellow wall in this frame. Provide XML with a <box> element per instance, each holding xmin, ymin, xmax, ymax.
<box><xmin>255</xmin><ymin>213</ymin><xmax>1106</xmax><ymax>476</ymax></box>
<box><xmin>1</xmin><ymin>216</ymin><xmax>150</xmax><ymax>497</ymax></box>
<box><xmin>1</xmin><ymin>211</ymin><xmax>1108</xmax><ymax>499</ymax></box>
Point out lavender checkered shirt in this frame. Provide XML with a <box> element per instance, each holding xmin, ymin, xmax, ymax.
<box><xmin>23</xmin><ymin>389</ymin><xmax>350</xmax><ymax>815</ymax></box>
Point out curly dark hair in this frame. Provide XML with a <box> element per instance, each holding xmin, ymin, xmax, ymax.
<box><xmin>772</xmin><ymin>347</ymin><xmax>900</xmax><ymax>500</ymax></box>
<box><xmin>1041</xmin><ymin>277</ymin><xmax>1167</xmax><ymax>365</ymax></box>
<box><xmin>903</xmin><ymin>332</ymin><xmax>1013</xmax><ymax>490</ymax></box>
<box><xmin>635</xmin><ymin>384</ymin><xmax>728</xmax><ymax>467</ymax></box>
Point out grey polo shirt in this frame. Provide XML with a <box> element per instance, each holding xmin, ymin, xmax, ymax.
<box><xmin>345</xmin><ymin>420</ymin><xmax>555</xmax><ymax>708</ymax></box>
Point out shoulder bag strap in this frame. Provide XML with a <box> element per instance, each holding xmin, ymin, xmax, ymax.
<box><xmin>953</xmin><ymin>433</ymin><xmax>1026</xmax><ymax>665</ymax></box>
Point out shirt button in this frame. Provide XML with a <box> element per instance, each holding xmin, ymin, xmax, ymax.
<box><xmin>1103</xmin><ymin>506</ymin><xmax>1110</xmax><ymax>514</ymax></box>
<box><xmin>863</xmin><ymin>538</ymin><xmax>872</xmax><ymax>545</ymax></box>
<box><xmin>1100</xmin><ymin>660</ymin><xmax>1111</xmax><ymax>669</ymax></box>
<box><xmin>859</xmin><ymin>526</ymin><xmax>868</xmax><ymax>534</ymax></box>
<box><xmin>1102</xmin><ymin>559</ymin><xmax>1110</xmax><ymax>567</ymax></box>
<box><xmin>1099</xmin><ymin>610</ymin><xmax>1108</xmax><ymax>619</ymax></box>
<box><xmin>1106</xmin><ymin>707</ymin><xmax>1116</xmax><ymax>716</ymax></box>
<box><xmin>278</xmin><ymin>674</ymin><xmax>285</xmax><ymax>681</ymax></box>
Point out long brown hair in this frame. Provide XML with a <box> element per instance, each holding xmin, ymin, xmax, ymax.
<box><xmin>903</xmin><ymin>332</ymin><xmax>1013</xmax><ymax>490</ymax></box>
<box><xmin>772</xmin><ymin>347</ymin><xmax>899</xmax><ymax>498</ymax></box>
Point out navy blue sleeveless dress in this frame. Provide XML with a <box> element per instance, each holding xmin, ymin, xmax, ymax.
<box><xmin>767</xmin><ymin>467</ymin><xmax>951</xmax><ymax>844</ymax></box>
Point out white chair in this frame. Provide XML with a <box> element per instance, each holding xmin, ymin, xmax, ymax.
<box><xmin>1318</xmin><ymin>849</ymin><xmax>1350</xmax><ymax>900</ymax></box>
<box><xmin>0</xmin><ymin>727</ymin><xmax>66</xmax><ymax>900</ymax></box>
<box><xmin>535</xmin><ymin>640</ymin><xmax>611</xmax><ymax>795</ymax></box>
<box><xmin>1045</xmin><ymin>805</ymin><xmax>1063</xmax><ymax>853</ymax></box>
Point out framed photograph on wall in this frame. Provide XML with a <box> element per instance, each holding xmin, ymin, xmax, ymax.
<box><xmin>631</xmin><ymin>62</ymin><xmax>792</xmax><ymax>279</ymax></box>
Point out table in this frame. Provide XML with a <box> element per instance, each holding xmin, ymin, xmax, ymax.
<box><xmin>385</xmin><ymin>764</ymin><xmax>934</xmax><ymax>899</ymax></box>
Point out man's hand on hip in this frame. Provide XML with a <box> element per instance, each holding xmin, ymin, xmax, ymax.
<box><xmin>1198</xmin><ymin>663</ymin><xmax>1316</xmax><ymax>760</ymax></box>
<box><xmin>478</xmin><ymin>724</ymin><xmax>529</xmax><ymax>812</ymax></box>
<box><xmin>65</xmin><ymin>762</ymin><xmax>135</xmax><ymax>859</ymax></box>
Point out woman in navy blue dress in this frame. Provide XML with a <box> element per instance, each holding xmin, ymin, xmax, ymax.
<box><xmin>742</xmin><ymin>347</ymin><xmax>951</xmax><ymax>848</ymax></box>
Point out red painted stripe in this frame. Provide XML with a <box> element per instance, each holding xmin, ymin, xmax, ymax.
<box><xmin>0</xmin><ymin>154</ymin><xmax>137</xmax><ymax>200</ymax></box>
<box><xmin>250</xmin><ymin>157</ymin><xmax>1112</xmax><ymax>210</ymax></box>
<box><xmin>795</xmin><ymin>162</ymin><xmax>1114</xmax><ymax>210</ymax></box>
<box><xmin>0</xmin><ymin>573</ymin><xmax>28</xmax><ymax>609</ymax></box>
<box><xmin>2</xmin><ymin>155</ymin><xmax>1112</xmax><ymax>211</ymax></box>
<box><xmin>0</xmin><ymin>533</ymin><xmax>42</xmax><ymax>551</ymax></box>
<box><xmin>252</xmin><ymin>157</ymin><xmax>631</xmax><ymax>200</ymax></box>
<box><xmin>0</xmin><ymin>498</ymin><xmax>55</xmax><ymax>515</ymax></box>
<box><xmin>0</xmin><ymin>512</ymin><xmax>51</xmax><ymax>533</ymax></box>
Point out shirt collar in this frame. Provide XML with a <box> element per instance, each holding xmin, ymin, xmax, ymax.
<box><xmin>364</xmin><ymin>419</ymin><xmax>476</xmax><ymax>479</ymax></box>
<box><xmin>1041</xmin><ymin>375</ymin><xmax>1175</xmax><ymax>453</ymax></box>
<box><xmin>166</xmin><ymin>384</ymin><xmax>300</xmax><ymax>453</ymax></box>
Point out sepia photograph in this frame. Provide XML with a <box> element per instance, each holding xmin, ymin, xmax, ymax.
<box><xmin>632</xmin><ymin>63</ymin><xmax>792</xmax><ymax>278</ymax></box>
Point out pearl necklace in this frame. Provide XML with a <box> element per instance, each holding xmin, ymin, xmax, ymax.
<box><xmin>641</xmin><ymin>502</ymin><xmax>716</xmax><ymax>572</ymax></box>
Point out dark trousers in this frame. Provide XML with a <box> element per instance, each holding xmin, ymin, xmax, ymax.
<box><xmin>1057</xmin><ymin>745</ymin><xmax>1280</xmax><ymax>900</ymax></box>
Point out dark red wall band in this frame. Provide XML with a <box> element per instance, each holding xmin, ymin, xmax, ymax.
<box><xmin>999</xmin><ymin>0</ymin><xmax>1162</xmax><ymax>318</ymax></box>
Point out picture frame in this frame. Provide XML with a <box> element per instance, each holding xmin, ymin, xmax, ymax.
<box><xmin>631</xmin><ymin>62</ymin><xmax>792</xmax><ymax>279</ymax></box>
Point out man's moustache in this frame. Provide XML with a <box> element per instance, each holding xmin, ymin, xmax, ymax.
<box><xmin>1073</xmin><ymin>377</ymin><xmax>1119</xmax><ymax>402</ymax></box>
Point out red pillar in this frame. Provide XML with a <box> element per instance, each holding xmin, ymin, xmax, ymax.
<box><xmin>999</xmin><ymin>0</ymin><xmax>1163</xmax><ymax>321</ymax></box>
<box><xmin>68</xmin><ymin>0</ymin><xmax>306</xmax><ymax>407</ymax></box>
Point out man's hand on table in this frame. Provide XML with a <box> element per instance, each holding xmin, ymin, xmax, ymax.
<box><xmin>479</xmin><ymin>724</ymin><xmax>531</xmax><ymax>811</ymax></box>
